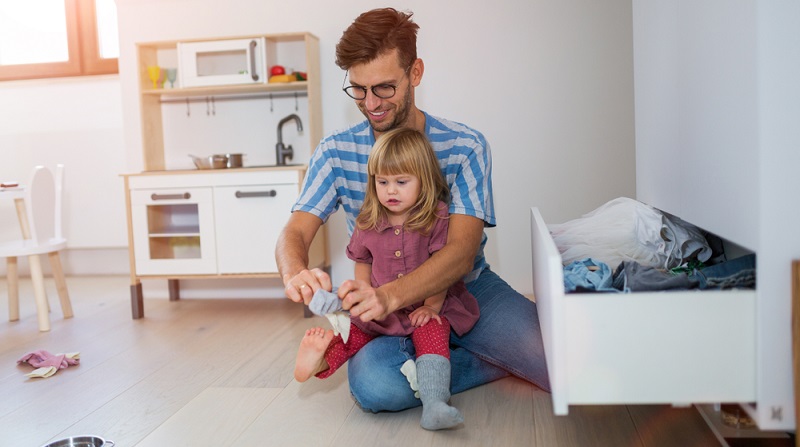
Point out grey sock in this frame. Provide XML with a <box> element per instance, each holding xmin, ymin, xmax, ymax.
<box><xmin>416</xmin><ymin>354</ymin><xmax>464</xmax><ymax>430</ymax></box>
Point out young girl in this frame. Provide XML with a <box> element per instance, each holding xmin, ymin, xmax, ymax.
<box><xmin>293</xmin><ymin>127</ymin><xmax>480</xmax><ymax>431</ymax></box>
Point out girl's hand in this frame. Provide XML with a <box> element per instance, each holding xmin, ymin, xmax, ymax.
<box><xmin>409</xmin><ymin>305</ymin><xmax>442</xmax><ymax>327</ymax></box>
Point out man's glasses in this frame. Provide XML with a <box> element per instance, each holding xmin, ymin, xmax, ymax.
<box><xmin>341</xmin><ymin>68</ymin><xmax>409</xmax><ymax>100</ymax></box>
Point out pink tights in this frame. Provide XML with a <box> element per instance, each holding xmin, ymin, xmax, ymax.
<box><xmin>316</xmin><ymin>317</ymin><xmax>451</xmax><ymax>379</ymax></box>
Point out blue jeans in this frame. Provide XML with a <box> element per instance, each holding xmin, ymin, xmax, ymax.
<box><xmin>347</xmin><ymin>268</ymin><xmax>551</xmax><ymax>412</ymax></box>
<box><xmin>690</xmin><ymin>254</ymin><xmax>756</xmax><ymax>289</ymax></box>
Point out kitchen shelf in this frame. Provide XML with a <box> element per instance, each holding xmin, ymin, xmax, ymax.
<box><xmin>149</xmin><ymin>236</ymin><xmax>202</xmax><ymax>260</ymax></box>
<box><xmin>148</xmin><ymin>232</ymin><xmax>200</xmax><ymax>237</ymax></box>
<box><xmin>142</xmin><ymin>81</ymin><xmax>308</xmax><ymax>98</ymax></box>
<box><xmin>136</xmin><ymin>32</ymin><xmax>322</xmax><ymax>172</ymax></box>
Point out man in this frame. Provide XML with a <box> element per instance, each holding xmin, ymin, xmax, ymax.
<box><xmin>276</xmin><ymin>7</ymin><xmax>550</xmax><ymax>412</ymax></box>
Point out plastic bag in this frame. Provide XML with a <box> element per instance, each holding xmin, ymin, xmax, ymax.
<box><xmin>549</xmin><ymin>197</ymin><xmax>711</xmax><ymax>269</ymax></box>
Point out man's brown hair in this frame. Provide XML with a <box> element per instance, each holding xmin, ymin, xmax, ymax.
<box><xmin>335</xmin><ymin>7</ymin><xmax>419</xmax><ymax>70</ymax></box>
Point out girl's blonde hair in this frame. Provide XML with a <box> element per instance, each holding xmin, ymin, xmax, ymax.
<box><xmin>357</xmin><ymin>128</ymin><xmax>449</xmax><ymax>234</ymax></box>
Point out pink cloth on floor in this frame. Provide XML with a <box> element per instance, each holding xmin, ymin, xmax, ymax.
<box><xmin>17</xmin><ymin>350</ymin><xmax>79</xmax><ymax>370</ymax></box>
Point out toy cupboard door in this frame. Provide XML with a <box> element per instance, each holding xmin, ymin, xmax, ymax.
<box><xmin>213</xmin><ymin>183</ymin><xmax>296</xmax><ymax>274</ymax></box>
<box><xmin>130</xmin><ymin>187</ymin><xmax>218</xmax><ymax>275</ymax></box>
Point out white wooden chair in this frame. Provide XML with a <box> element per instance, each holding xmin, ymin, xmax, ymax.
<box><xmin>0</xmin><ymin>165</ymin><xmax>72</xmax><ymax>331</ymax></box>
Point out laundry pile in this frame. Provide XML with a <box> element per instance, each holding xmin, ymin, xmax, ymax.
<box><xmin>551</xmin><ymin>197</ymin><xmax>755</xmax><ymax>293</ymax></box>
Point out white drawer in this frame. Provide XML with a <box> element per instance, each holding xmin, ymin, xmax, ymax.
<box><xmin>530</xmin><ymin>207</ymin><xmax>756</xmax><ymax>415</ymax></box>
<box><xmin>130</xmin><ymin>187</ymin><xmax>213</xmax><ymax>205</ymax></box>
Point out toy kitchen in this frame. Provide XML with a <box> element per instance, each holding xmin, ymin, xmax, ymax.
<box><xmin>122</xmin><ymin>33</ymin><xmax>328</xmax><ymax>318</ymax></box>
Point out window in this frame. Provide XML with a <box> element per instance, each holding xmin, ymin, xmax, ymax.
<box><xmin>0</xmin><ymin>0</ymin><xmax>118</xmax><ymax>81</ymax></box>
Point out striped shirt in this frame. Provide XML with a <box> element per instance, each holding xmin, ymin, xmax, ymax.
<box><xmin>292</xmin><ymin>111</ymin><xmax>495</xmax><ymax>283</ymax></box>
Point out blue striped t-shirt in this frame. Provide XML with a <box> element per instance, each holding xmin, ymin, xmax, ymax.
<box><xmin>292</xmin><ymin>111</ymin><xmax>495</xmax><ymax>283</ymax></box>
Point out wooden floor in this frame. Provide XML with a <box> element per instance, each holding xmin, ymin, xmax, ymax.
<box><xmin>0</xmin><ymin>276</ymin><xmax>723</xmax><ymax>446</ymax></box>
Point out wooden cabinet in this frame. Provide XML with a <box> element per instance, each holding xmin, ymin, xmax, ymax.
<box><xmin>124</xmin><ymin>32</ymin><xmax>327</xmax><ymax>318</ymax></box>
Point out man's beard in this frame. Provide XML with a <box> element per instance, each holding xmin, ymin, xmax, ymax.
<box><xmin>361</xmin><ymin>87</ymin><xmax>413</xmax><ymax>133</ymax></box>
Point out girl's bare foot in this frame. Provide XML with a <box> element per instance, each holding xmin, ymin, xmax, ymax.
<box><xmin>294</xmin><ymin>327</ymin><xmax>334</xmax><ymax>382</ymax></box>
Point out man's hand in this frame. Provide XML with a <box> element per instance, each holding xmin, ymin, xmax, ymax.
<box><xmin>338</xmin><ymin>279</ymin><xmax>392</xmax><ymax>322</ymax></box>
<box><xmin>283</xmin><ymin>268</ymin><xmax>332</xmax><ymax>305</ymax></box>
<box><xmin>276</xmin><ymin>211</ymin><xmax>325</xmax><ymax>305</ymax></box>
<box><xmin>409</xmin><ymin>305</ymin><xmax>441</xmax><ymax>327</ymax></box>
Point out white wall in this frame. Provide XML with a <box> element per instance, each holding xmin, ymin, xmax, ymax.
<box><xmin>633</xmin><ymin>0</ymin><xmax>760</xmax><ymax>249</ymax></box>
<box><xmin>0</xmin><ymin>76</ymin><xmax>127</xmax><ymax>248</ymax></box>
<box><xmin>0</xmin><ymin>0</ymin><xmax>636</xmax><ymax>296</ymax></box>
<box><xmin>0</xmin><ymin>75</ymin><xmax>129</xmax><ymax>276</ymax></box>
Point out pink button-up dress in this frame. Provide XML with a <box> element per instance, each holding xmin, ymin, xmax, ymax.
<box><xmin>346</xmin><ymin>202</ymin><xmax>480</xmax><ymax>337</ymax></box>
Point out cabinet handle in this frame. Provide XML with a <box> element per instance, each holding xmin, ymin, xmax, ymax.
<box><xmin>249</xmin><ymin>40</ymin><xmax>259</xmax><ymax>82</ymax></box>
<box><xmin>151</xmin><ymin>192</ymin><xmax>191</xmax><ymax>201</ymax></box>
<box><xmin>235</xmin><ymin>190</ymin><xmax>277</xmax><ymax>198</ymax></box>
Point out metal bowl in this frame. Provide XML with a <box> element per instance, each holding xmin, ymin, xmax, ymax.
<box><xmin>189</xmin><ymin>154</ymin><xmax>228</xmax><ymax>170</ymax></box>
<box><xmin>40</xmin><ymin>435</ymin><xmax>115</xmax><ymax>447</ymax></box>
